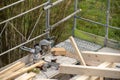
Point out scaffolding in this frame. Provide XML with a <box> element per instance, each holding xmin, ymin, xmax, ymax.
<box><xmin>0</xmin><ymin>0</ymin><xmax>120</xmax><ymax>67</ymax></box>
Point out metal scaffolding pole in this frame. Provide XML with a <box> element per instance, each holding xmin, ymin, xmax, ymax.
<box><xmin>104</xmin><ymin>0</ymin><xmax>110</xmax><ymax>46</ymax></box>
<box><xmin>27</xmin><ymin>11</ymin><xmax>43</xmax><ymax>40</ymax></box>
<box><xmin>45</xmin><ymin>0</ymin><xmax>51</xmax><ymax>38</ymax></box>
<box><xmin>44</xmin><ymin>0</ymin><xmax>64</xmax><ymax>38</ymax></box>
<box><xmin>72</xmin><ymin>0</ymin><xmax>78</xmax><ymax>36</ymax></box>
<box><xmin>0</xmin><ymin>2</ymin><xmax>48</xmax><ymax>25</ymax></box>
<box><xmin>0</xmin><ymin>0</ymin><xmax>25</xmax><ymax>11</ymax></box>
<box><xmin>0</xmin><ymin>32</ymin><xmax>49</xmax><ymax>56</ymax></box>
<box><xmin>45</xmin><ymin>9</ymin><xmax>81</xmax><ymax>32</ymax></box>
<box><xmin>75</xmin><ymin>16</ymin><xmax>106</xmax><ymax>27</ymax></box>
<box><xmin>43</xmin><ymin>0</ymin><xmax>64</xmax><ymax>10</ymax></box>
<box><xmin>75</xmin><ymin>16</ymin><xmax>120</xmax><ymax>30</ymax></box>
<box><xmin>109</xmin><ymin>25</ymin><xmax>120</xmax><ymax>30</ymax></box>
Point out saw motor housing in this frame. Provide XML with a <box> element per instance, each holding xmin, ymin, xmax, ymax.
<box><xmin>39</xmin><ymin>39</ymin><xmax>54</xmax><ymax>55</ymax></box>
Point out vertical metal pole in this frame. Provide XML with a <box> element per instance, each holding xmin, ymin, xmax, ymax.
<box><xmin>0</xmin><ymin>37</ymin><xmax>2</xmax><ymax>53</ymax></box>
<box><xmin>72</xmin><ymin>0</ymin><xmax>78</xmax><ymax>37</ymax></box>
<box><xmin>46</xmin><ymin>0</ymin><xmax>51</xmax><ymax>38</ymax></box>
<box><xmin>104</xmin><ymin>0</ymin><xmax>110</xmax><ymax>46</ymax></box>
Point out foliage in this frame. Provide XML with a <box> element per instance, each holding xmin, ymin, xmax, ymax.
<box><xmin>76</xmin><ymin>0</ymin><xmax>120</xmax><ymax>41</ymax></box>
<box><xmin>0</xmin><ymin>0</ymin><xmax>74</xmax><ymax>67</ymax></box>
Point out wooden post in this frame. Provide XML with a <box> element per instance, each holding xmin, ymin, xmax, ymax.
<box><xmin>69</xmin><ymin>36</ymin><xmax>86</xmax><ymax>66</ymax></box>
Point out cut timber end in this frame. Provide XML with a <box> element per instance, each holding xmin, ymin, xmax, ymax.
<box><xmin>51</xmin><ymin>48</ymin><xmax>66</xmax><ymax>56</ymax></box>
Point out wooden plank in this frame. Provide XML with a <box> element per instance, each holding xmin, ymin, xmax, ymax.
<box><xmin>66</xmin><ymin>51</ymin><xmax>120</xmax><ymax>63</ymax></box>
<box><xmin>37</xmin><ymin>79</ymin><xmax>58</xmax><ymax>80</ymax></box>
<box><xmin>0</xmin><ymin>61</ymin><xmax>22</xmax><ymax>75</ymax></box>
<box><xmin>82</xmin><ymin>51</ymin><xmax>120</xmax><ymax>63</ymax></box>
<box><xmin>26</xmin><ymin>72</ymin><xmax>36</xmax><ymax>80</ymax></box>
<box><xmin>66</xmin><ymin>52</ymin><xmax>101</xmax><ymax>66</ymax></box>
<box><xmin>75</xmin><ymin>62</ymin><xmax>111</xmax><ymax>80</ymax></box>
<box><xmin>85</xmin><ymin>60</ymin><xmax>101</xmax><ymax>66</ymax></box>
<box><xmin>15</xmin><ymin>73</ymin><xmax>28</xmax><ymax>80</ymax></box>
<box><xmin>15</xmin><ymin>72</ymin><xmax>36</xmax><ymax>80</ymax></box>
<box><xmin>69</xmin><ymin>36</ymin><xmax>86</xmax><ymax>66</ymax></box>
<box><xmin>0</xmin><ymin>62</ymin><xmax>25</xmax><ymax>79</ymax></box>
<box><xmin>3</xmin><ymin>60</ymin><xmax>45</xmax><ymax>80</ymax></box>
<box><xmin>76</xmin><ymin>75</ymin><xmax>90</xmax><ymax>80</ymax></box>
<box><xmin>96</xmin><ymin>62</ymin><xmax>112</xmax><ymax>68</ymax></box>
<box><xmin>60</xmin><ymin>64</ymin><xmax>120</xmax><ymax>79</ymax></box>
<box><xmin>90</xmin><ymin>62</ymin><xmax>111</xmax><ymax>80</ymax></box>
<box><xmin>37</xmin><ymin>79</ymin><xmax>57</xmax><ymax>80</ymax></box>
<box><xmin>51</xmin><ymin>48</ymin><xmax>66</xmax><ymax>56</ymax></box>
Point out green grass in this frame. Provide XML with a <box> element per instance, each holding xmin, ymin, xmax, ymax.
<box><xmin>75</xmin><ymin>0</ymin><xmax>120</xmax><ymax>41</ymax></box>
<box><xmin>75</xmin><ymin>29</ymin><xmax>104</xmax><ymax>46</ymax></box>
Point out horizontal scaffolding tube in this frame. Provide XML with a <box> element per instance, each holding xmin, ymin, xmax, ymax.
<box><xmin>43</xmin><ymin>0</ymin><xmax>64</xmax><ymax>10</ymax></box>
<box><xmin>0</xmin><ymin>2</ymin><xmax>49</xmax><ymax>25</ymax></box>
<box><xmin>0</xmin><ymin>0</ymin><xmax>25</xmax><ymax>11</ymax></box>
<box><xmin>52</xmin><ymin>9</ymin><xmax>81</xmax><ymax>28</ymax></box>
<box><xmin>0</xmin><ymin>32</ymin><xmax>49</xmax><ymax>56</ymax></box>
<box><xmin>45</xmin><ymin>9</ymin><xmax>81</xmax><ymax>32</ymax></box>
<box><xmin>76</xmin><ymin>16</ymin><xmax>120</xmax><ymax>30</ymax></box>
<box><xmin>109</xmin><ymin>25</ymin><xmax>120</xmax><ymax>30</ymax></box>
<box><xmin>75</xmin><ymin>16</ymin><xmax>105</xmax><ymax>27</ymax></box>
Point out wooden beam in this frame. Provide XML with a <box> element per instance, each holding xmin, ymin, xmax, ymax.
<box><xmin>3</xmin><ymin>60</ymin><xmax>45</xmax><ymax>80</ymax></box>
<box><xmin>26</xmin><ymin>72</ymin><xmax>36</xmax><ymax>80</ymax></box>
<box><xmin>66</xmin><ymin>52</ymin><xmax>101</xmax><ymax>66</ymax></box>
<box><xmin>0</xmin><ymin>62</ymin><xmax>25</xmax><ymax>79</ymax></box>
<box><xmin>69</xmin><ymin>36</ymin><xmax>86</xmax><ymax>66</ymax></box>
<box><xmin>15</xmin><ymin>73</ymin><xmax>28</xmax><ymax>80</ymax></box>
<box><xmin>0</xmin><ymin>61</ymin><xmax>22</xmax><ymax>75</ymax></box>
<box><xmin>82</xmin><ymin>51</ymin><xmax>120</xmax><ymax>63</ymax></box>
<box><xmin>75</xmin><ymin>62</ymin><xmax>111</xmax><ymax>80</ymax></box>
<box><xmin>15</xmin><ymin>72</ymin><xmax>36</xmax><ymax>80</ymax></box>
<box><xmin>76</xmin><ymin>75</ymin><xmax>90</xmax><ymax>80</ymax></box>
<box><xmin>37</xmin><ymin>79</ymin><xmax>57</xmax><ymax>80</ymax></box>
<box><xmin>66</xmin><ymin>51</ymin><xmax>120</xmax><ymax>63</ymax></box>
<box><xmin>90</xmin><ymin>62</ymin><xmax>111</xmax><ymax>80</ymax></box>
<box><xmin>51</xmin><ymin>48</ymin><xmax>66</xmax><ymax>56</ymax></box>
<box><xmin>60</xmin><ymin>64</ymin><xmax>120</xmax><ymax>79</ymax></box>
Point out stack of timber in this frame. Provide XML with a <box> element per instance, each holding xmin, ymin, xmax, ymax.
<box><xmin>59</xmin><ymin>36</ymin><xmax>120</xmax><ymax>80</ymax></box>
<box><xmin>0</xmin><ymin>61</ymin><xmax>44</xmax><ymax>80</ymax></box>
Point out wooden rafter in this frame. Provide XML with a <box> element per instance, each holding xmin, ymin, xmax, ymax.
<box><xmin>60</xmin><ymin>64</ymin><xmax>120</xmax><ymax>79</ymax></box>
<box><xmin>75</xmin><ymin>62</ymin><xmax>112</xmax><ymax>80</ymax></box>
<box><xmin>67</xmin><ymin>51</ymin><xmax>120</xmax><ymax>63</ymax></box>
<box><xmin>69</xmin><ymin>36</ymin><xmax>86</xmax><ymax>66</ymax></box>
